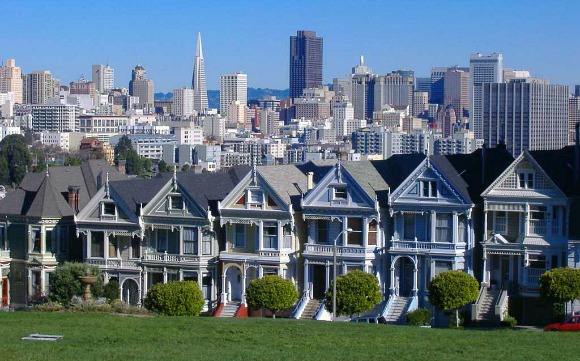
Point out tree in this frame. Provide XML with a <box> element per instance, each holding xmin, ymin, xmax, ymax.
<box><xmin>124</xmin><ymin>149</ymin><xmax>143</xmax><ymax>175</ymax></box>
<box><xmin>48</xmin><ymin>262</ymin><xmax>103</xmax><ymax>306</ymax></box>
<box><xmin>158</xmin><ymin>160</ymin><xmax>168</xmax><ymax>173</ymax></box>
<box><xmin>0</xmin><ymin>134</ymin><xmax>33</xmax><ymax>186</ymax></box>
<box><xmin>181</xmin><ymin>164</ymin><xmax>191</xmax><ymax>172</ymax></box>
<box><xmin>103</xmin><ymin>279</ymin><xmax>121</xmax><ymax>303</ymax></box>
<box><xmin>64</xmin><ymin>154</ymin><xmax>83</xmax><ymax>166</ymax></box>
<box><xmin>142</xmin><ymin>157</ymin><xmax>152</xmax><ymax>173</ymax></box>
<box><xmin>114</xmin><ymin>135</ymin><xmax>133</xmax><ymax>158</ymax></box>
<box><xmin>427</xmin><ymin>270</ymin><xmax>479</xmax><ymax>328</ymax></box>
<box><xmin>245</xmin><ymin>275</ymin><xmax>298</xmax><ymax>318</ymax></box>
<box><xmin>144</xmin><ymin>281</ymin><xmax>204</xmax><ymax>316</ymax></box>
<box><xmin>539</xmin><ymin>267</ymin><xmax>580</xmax><ymax>317</ymax></box>
<box><xmin>324</xmin><ymin>270</ymin><xmax>382</xmax><ymax>317</ymax></box>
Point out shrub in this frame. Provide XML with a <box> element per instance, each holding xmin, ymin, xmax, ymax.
<box><xmin>406</xmin><ymin>308</ymin><xmax>431</xmax><ymax>326</ymax></box>
<box><xmin>69</xmin><ymin>297</ymin><xmax>112</xmax><ymax>313</ymax></box>
<box><xmin>501</xmin><ymin>315</ymin><xmax>518</xmax><ymax>328</ymax></box>
<box><xmin>325</xmin><ymin>270</ymin><xmax>382</xmax><ymax>317</ymax></box>
<box><xmin>428</xmin><ymin>271</ymin><xmax>478</xmax><ymax>328</ymax></box>
<box><xmin>110</xmin><ymin>299</ymin><xmax>150</xmax><ymax>315</ymax></box>
<box><xmin>32</xmin><ymin>301</ymin><xmax>63</xmax><ymax>312</ymax></box>
<box><xmin>49</xmin><ymin>262</ymin><xmax>103</xmax><ymax>305</ymax></box>
<box><xmin>245</xmin><ymin>275</ymin><xmax>298</xmax><ymax>318</ymax></box>
<box><xmin>103</xmin><ymin>280</ymin><xmax>120</xmax><ymax>303</ymax></box>
<box><xmin>144</xmin><ymin>281</ymin><xmax>204</xmax><ymax>316</ymax></box>
<box><xmin>539</xmin><ymin>267</ymin><xmax>580</xmax><ymax>316</ymax></box>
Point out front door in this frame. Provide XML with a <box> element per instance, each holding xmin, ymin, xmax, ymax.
<box><xmin>225</xmin><ymin>267</ymin><xmax>243</xmax><ymax>302</ymax></box>
<box><xmin>312</xmin><ymin>265</ymin><xmax>326</xmax><ymax>299</ymax></box>
<box><xmin>399</xmin><ymin>258</ymin><xmax>414</xmax><ymax>296</ymax></box>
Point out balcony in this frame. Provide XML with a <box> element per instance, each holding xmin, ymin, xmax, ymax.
<box><xmin>142</xmin><ymin>252</ymin><xmax>201</xmax><ymax>265</ymax></box>
<box><xmin>389</xmin><ymin>239</ymin><xmax>466</xmax><ymax>255</ymax></box>
<box><xmin>302</xmin><ymin>244</ymin><xmax>376</xmax><ymax>259</ymax></box>
<box><xmin>86</xmin><ymin>258</ymin><xmax>140</xmax><ymax>270</ymax></box>
<box><xmin>529</xmin><ymin>219</ymin><xmax>547</xmax><ymax>235</ymax></box>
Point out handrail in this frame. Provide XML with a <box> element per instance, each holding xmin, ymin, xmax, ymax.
<box><xmin>381</xmin><ymin>294</ymin><xmax>395</xmax><ymax>318</ymax></box>
<box><xmin>291</xmin><ymin>291</ymin><xmax>309</xmax><ymax>319</ymax></box>
<box><xmin>495</xmin><ymin>288</ymin><xmax>509</xmax><ymax>321</ymax></box>
<box><xmin>471</xmin><ymin>285</ymin><xmax>486</xmax><ymax>321</ymax></box>
<box><xmin>314</xmin><ymin>299</ymin><xmax>327</xmax><ymax>320</ymax></box>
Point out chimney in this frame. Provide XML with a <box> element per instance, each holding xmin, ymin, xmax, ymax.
<box><xmin>67</xmin><ymin>186</ymin><xmax>80</xmax><ymax>212</ymax></box>
<box><xmin>116</xmin><ymin>159</ymin><xmax>126</xmax><ymax>175</ymax></box>
<box><xmin>306</xmin><ymin>172</ymin><xmax>314</xmax><ymax>191</ymax></box>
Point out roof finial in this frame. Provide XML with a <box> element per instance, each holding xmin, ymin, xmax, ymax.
<box><xmin>105</xmin><ymin>172</ymin><xmax>110</xmax><ymax>198</ymax></box>
<box><xmin>251</xmin><ymin>155</ymin><xmax>257</xmax><ymax>185</ymax></box>
<box><xmin>45</xmin><ymin>153</ymin><xmax>49</xmax><ymax>177</ymax></box>
<box><xmin>336</xmin><ymin>158</ymin><xmax>343</xmax><ymax>183</ymax></box>
<box><xmin>172</xmin><ymin>164</ymin><xmax>177</xmax><ymax>189</ymax></box>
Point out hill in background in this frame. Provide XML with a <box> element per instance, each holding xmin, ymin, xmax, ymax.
<box><xmin>154</xmin><ymin>88</ymin><xmax>289</xmax><ymax>109</ymax></box>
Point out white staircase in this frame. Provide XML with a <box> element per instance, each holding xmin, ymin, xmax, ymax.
<box><xmin>474</xmin><ymin>289</ymin><xmax>500</xmax><ymax>326</ymax></box>
<box><xmin>299</xmin><ymin>299</ymin><xmax>322</xmax><ymax>320</ymax></box>
<box><xmin>218</xmin><ymin>302</ymin><xmax>241</xmax><ymax>318</ymax></box>
<box><xmin>384</xmin><ymin>296</ymin><xmax>412</xmax><ymax>324</ymax></box>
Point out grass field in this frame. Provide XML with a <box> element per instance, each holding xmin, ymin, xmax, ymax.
<box><xmin>0</xmin><ymin>312</ymin><xmax>579</xmax><ymax>361</ymax></box>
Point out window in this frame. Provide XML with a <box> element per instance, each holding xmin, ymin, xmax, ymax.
<box><xmin>403</xmin><ymin>214</ymin><xmax>415</xmax><ymax>240</ymax></box>
<box><xmin>156</xmin><ymin>230</ymin><xmax>167</xmax><ymax>253</ymax></box>
<box><xmin>457</xmin><ymin>215</ymin><xmax>467</xmax><ymax>243</ymax></box>
<box><xmin>436</xmin><ymin>213</ymin><xmax>452</xmax><ymax>242</ymax></box>
<box><xmin>109</xmin><ymin>235</ymin><xmax>118</xmax><ymax>258</ymax></box>
<box><xmin>333</xmin><ymin>186</ymin><xmax>347</xmax><ymax>201</ymax></box>
<box><xmin>234</xmin><ymin>224</ymin><xmax>245</xmax><ymax>248</ymax></box>
<box><xmin>347</xmin><ymin>218</ymin><xmax>363</xmax><ymax>246</ymax></box>
<box><xmin>91</xmin><ymin>232</ymin><xmax>104</xmax><ymax>258</ymax></box>
<box><xmin>282</xmin><ymin>224</ymin><xmax>292</xmax><ymax>249</ymax></box>
<box><xmin>183</xmin><ymin>228</ymin><xmax>198</xmax><ymax>255</ymax></box>
<box><xmin>170</xmin><ymin>196</ymin><xmax>183</xmax><ymax>210</ymax></box>
<box><xmin>317</xmin><ymin>220</ymin><xmax>328</xmax><ymax>244</ymax></box>
<box><xmin>517</xmin><ymin>171</ymin><xmax>534</xmax><ymax>189</ymax></box>
<box><xmin>494</xmin><ymin>211</ymin><xmax>507</xmax><ymax>234</ymax></box>
<box><xmin>263</xmin><ymin>222</ymin><xmax>278</xmax><ymax>249</ymax></box>
<box><xmin>368</xmin><ymin>220</ymin><xmax>378</xmax><ymax>246</ymax></box>
<box><xmin>421</xmin><ymin>181</ymin><xmax>437</xmax><ymax>197</ymax></box>
<box><xmin>131</xmin><ymin>237</ymin><xmax>140</xmax><ymax>258</ymax></box>
<box><xmin>102</xmin><ymin>202</ymin><xmax>116</xmax><ymax>216</ymax></box>
<box><xmin>435</xmin><ymin>261</ymin><xmax>452</xmax><ymax>276</ymax></box>
<box><xmin>45</xmin><ymin>228</ymin><xmax>55</xmax><ymax>254</ymax></box>
<box><xmin>31</xmin><ymin>226</ymin><xmax>41</xmax><ymax>253</ymax></box>
<box><xmin>263</xmin><ymin>267</ymin><xmax>278</xmax><ymax>276</ymax></box>
<box><xmin>202</xmin><ymin>231</ymin><xmax>212</xmax><ymax>255</ymax></box>
<box><xmin>0</xmin><ymin>224</ymin><xmax>5</xmax><ymax>250</ymax></box>
<box><xmin>248</xmin><ymin>189</ymin><xmax>263</xmax><ymax>207</ymax></box>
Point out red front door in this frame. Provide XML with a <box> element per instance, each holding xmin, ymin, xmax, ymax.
<box><xmin>1</xmin><ymin>277</ymin><xmax>8</xmax><ymax>307</ymax></box>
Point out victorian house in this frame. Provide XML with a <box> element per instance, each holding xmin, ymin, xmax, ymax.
<box><xmin>294</xmin><ymin>160</ymin><xmax>389</xmax><ymax>320</ymax></box>
<box><xmin>0</xmin><ymin>161</ymin><xmax>125</xmax><ymax>307</ymax></box>
<box><xmin>75</xmin><ymin>168</ymin><xmax>248</xmax><ymax>307</ymax></box>
<box><xmin>216</xmin><ymin>165</ymin><xmax>306</xmax><ymax>316</ymax></box>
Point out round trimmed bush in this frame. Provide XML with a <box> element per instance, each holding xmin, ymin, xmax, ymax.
<box><xmin>144</xmin><ymin>281</ymin><xmax>204</xmax><ymax>316</ymax></box>
<box><xmin>406</xmin><ymin>308</ymin><xmax>431</xmax><ymax>326</ymax></box>
<box><xmin>245</xmin><ymin>275</ymin><xmax>298</xmax><ymax>318</ymax></box>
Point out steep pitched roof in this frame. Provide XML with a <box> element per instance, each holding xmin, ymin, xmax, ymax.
<box><xmin>342</xmin><ymin>160</ymin><xmax>390</xmax><ymax>205</ymax></box>
<box><xmin>295</xmin><ymin>160</ymin><xmax>334</xmax><ymax>184</ymax></box>
<box><xmin>529</xmin><ymin>146</ymin><xmax>580</xmax><ymax>197</ymax></box>
<box><xmin>25</xmin><ymin>174</ymin><xmax>74</xmax><ymax>218</ymax></box>
<box><xmin>109</xmin><ymin>174</ymin><xmax>171</xmax><ymax>214</ymax></box>
<box><xmin>445</xmin><ymin>146</ymin><xmax>514</xmax><ymax>204</ymax></box>
<box><xmin>429</xmin><ymin>155</ymin><xmax>472</xmax><ymax>203</ymax></box>
<box><xmin>258</xmin><ymin>165</ymin><xmax>307</xmax><ymax>208</ymax></box>
<box><xmin>371</xmin><ymin>154</ymin><xmax>426</xmax><ymax>190</ymax></box>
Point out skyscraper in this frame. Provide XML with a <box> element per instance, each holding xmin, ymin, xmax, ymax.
<box><xmin>220</xmin><ymin>72</ymin><xmax>247</xmax><ymax>120</ymax></box>
<box><xmin>570</xmin><ymin>94</ymin><xmax>580</xmax><ymax>145</ymax></box>
<box><xmin>482</xmin><ymin>79</ymin><xmax>568</xmax><ymax>156</ymax></box>
<box><xmin>470</xmin><ymin>53</ymin><xmax>503</xmax><ymax>138</ymax></box>
<box><xmin>289</xmin><ymin>30</ymin><xmax>323</xmax><ymax>100</ymax></box>
<box><xmin>128</xmin><ymin>64</ymin><xmax>154</xmax><ymax>112</ymax></box>
<box><xmin>172</xmin><ymin>87</ymin><xmax>195</xmax><ymax>118</ymax></box>
<box><xmin>92</xmin><ymin>64</ymin><xmax>114</xmax><ymax>93</ymax></box>
<box><xmin>430</xmin><ymin>67</ymin><xmax>447</xmax><ymax>105</ymax></box>
<box><xmin>444</xmin><ymin>67</ymin><xmax>470</xmax><ymax>120</ymax></box>
<box><xmin>22</xmin><ymin>70</ymin><xmax>59</xmax><ymax>104</ymax></box>
<box><xmin>192</xmin><ymin>32</ymin><xmax>208</xmax><ymax>113</ymax></box>
<box><xmin>0</xmin><ymin>59</ymin><xmax>23</xmax><ymax>103</ymax></box>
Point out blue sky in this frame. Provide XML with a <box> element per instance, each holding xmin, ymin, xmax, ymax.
<box><xmin>2</xmin><ymin>0</ymin><xmax>578</xmax><ymax>92</ymax></box>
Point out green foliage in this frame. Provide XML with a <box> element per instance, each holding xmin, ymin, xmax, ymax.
<box><xmin>551</xmin><ymin>302</ymin><xmax>565</xmax><ymax>322</ymax></box>
<box><xmin>158</xmin><ymin>160</ymin><xmax>168</xmax><ymax>173</ymax></box>
<box><xmin>144</xmin><ymin>281</ymin><xmax>204</xmax><ymax>316</ymax></box>
<box><xmin>32</xmin><ymin>301</ymin><xmax>64</xmax><ymax>312</ymax></box>
<box><xmin>428</xmin><ymin>271</ymin><xmax>479</xmax><ymax>311</ymax></box>
<box><xmin>0</xmin><ymin>134</ymin><xmax>33</xmax><ymax>186</ymax></box>
<box><xmin>501</xmin><ymin>315</ymin><xmax>518</xmax><ymax>328</ymax></box>
<box><xmin>110</xmin><ymin>299</ymin><xmax>151</xmax><ymax>315</ymax></box>
<box><xmin>103</xmin><ymin>280</ymin><xmax>120</xmax><ymax>303</ymax></box>
<box><xmin>181</xmin><ymin>164</ymin><xmax>191</xmax><ymax>172</ymax></box>
<box><xmin>324</xmin><ymin>270</ymin><xmax>382</xmax><ymax>317</ymax></box>
<box><xmin>245</xmin><ymin>275</ymin><xmax>298</xmax><ymax>318</ymax></box>
<box><xmin>142</xmin><ymin>157</ymin><xmax>152</xmax><ymax>173</ymax></box>
<box><xmin>406</xmin><ymin>308</ymin><xmax>431</xmax><ymax>326</ymax></box>
<box><xmin>48</xmin><ymin>262</ymin><xmax>103</xmax><ymax>306</ymax></box>
<box><xmin>114</xmin><ymin>135</ymin><xmax>133</xmax><ymax>158</ymax></box>
<box><xmin>69</xmin><ymin>297</ymin><xmax>112</xmax><ymax>313</ymax></box>
<box><xmin>539</xmin><ymin>267</ymin><xmax>580</xmax><ymax>303</ymax></box>
<box><xmin>64</xmin><ymin>154</ymin><xmax>83</xmax><ymax>166</ymax></box>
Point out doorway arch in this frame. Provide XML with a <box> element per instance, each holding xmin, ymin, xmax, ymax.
<box><xmin>391</xmin><ymin>256</ymin><xmax>417</xmax><ymax>296</ymax></box>
<box><xmin>121</xmin><ymin>279</ymin><xmax>140</xmax><ymax>305</ymax></box>
<box><xmin>225</xmin><ymin>266</ymin><xmax>243</xmax><ymax>302</ymax></box>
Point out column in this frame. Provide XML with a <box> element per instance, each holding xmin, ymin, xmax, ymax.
<box><xmin>40</xmin><ymin>268</ymin><xmax>46</xmax><ymax>296</ymax></box>
<box><xmin>86</xmin><ymin>232</ymin><xmax>91</xmax><ymax>258</ymax></box>
<box><xmin>325</xmin><ymin>261</ymin><xmax>330</xmax><ymax>292</ymax></box>
<box><xmin>524</xmin><ymin>203</ymin><xmax>530</xmax><ymax>236</ymax></box>
<box><xmin>483</xmin><ymin>210</ymin><xmax>488</xmax><ymax>243</ymax></box>
<box><xmin>362</xmin><ymin>218</ymin><xmax>368</xmax><ymax>248</ymax></box>
<box><xmin>40</xmin><ymin>227</ymin><xmax>45</xmax><ymax>254</ymax></box>
<box><xmin>241</xmin><ymin>265</ymin><xmax>247</xmax><ymax>305</ymax></box>
<box><xmin>103</xmin><ymin>232</ymin><xmax>109</xmax><ymax>260</ymax></box>
<box><xmin>258</xmin><ymin>221</ymin><xmax>263</xmax><ymax>250</ymax></box>
<box><xmin>143</xmin><ymin>268</ymin><xmax>148</xmax><ymax>297</ymax></box>
<box><xmin>390</xmin><ymin>259</ymin><xmax>396</xmax><ymax>296</ymax></box>
<box><xmin>221</xmin><ymin>271</ymin><xmax>227</xmax><ymax>304</ymax></box>
<box><xmin>179</xmin><ymin>226</ymin><xmax>184</xmax><ymax>255</ymax></box>
<box><xmin>412</xmin><ymin>260</ymin><xmax>418</xmax><ymax>297</ymax></box>
<box><xmin>303</xmin><ymin>260</ymin><xmax>310</xmax><ymax>298</ymax></box>
<box><xmin>452</xmin><ymin>212</ymin><xmax>458</xmax><ymax>243</ymax></box>
<box><xmin>430</xmin><ymin>211</ymin><xmax>436</xmax><ymax>242</ymax></box>
<box><xmin>277</xmin><ymin>221</ymin><xmax>283</xmax><ymax>251</ymax></box>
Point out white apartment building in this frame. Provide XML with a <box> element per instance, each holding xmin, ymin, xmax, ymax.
<box><xmin>220</xmin><ymin>72</ymin><xmax>247</xmax><ymax>120</ymax></box>
<box><xmin>30</xmin><ymin>103</ymin><xmax>79</xmax><ymax>132</ymax></box>
<box><xmin>39</xmin><ymin>131</ymin><xmax>85</xmax><ymax>152</ymax></box>
<box><xmin>174</xmin><ymin>126</ymin><xmax>204</xmax><ymax>145</ymax></box>
<box><xmin>0</xmin><ymin>125</ymin><xmax>21</xmax><ymax>142</ymax></box>
<box><xmin>92</xmin><ymin>64</ymin><xmax>114</xmax><ymax>93</ymax></box>
<box><xmin>110</xmin><ymin>134</ymin><xmax>177</xmax><ymax>160</ymax></box>
<box><xmin>201</xmin><ymin>115</ymin><xmax>226</xmax><ymax>141</ymax></box>
<box><xmin>172</xmin><ymin>87</ymin><xmax>195</xmax><ymax>118</ymax></box>
<box><xmin>469</xmin><ymin>53</ymin><xmax>503</xmax><ymax>138</ymax></box>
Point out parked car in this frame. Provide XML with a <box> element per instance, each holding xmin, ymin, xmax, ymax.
<box><xmin>350</xmin><ymin>316</ymin><xmax>386</xmax><ymax>324</ymax></box>
<box><xmin>544</xmin><ymin>315</ymin><xmax>580</xmax><ymax>331</ymax></box>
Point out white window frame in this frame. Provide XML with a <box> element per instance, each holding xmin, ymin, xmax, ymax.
<box><xmin>234</xmin><ymin>224</ymin><xmax>246</xmax><ymax>248</ymax></box>
<box><xmin>101</xmin><ymin>202</ymin><xmax>116</xmax><ymax>217</ymax></box>
<box><xmin>332</xmin><ymin>186</ymin><xmax>347</xmax><ymax>201</ymax></box>
<box><xmin>517</xmin><ymin>171</ymin><xmax>535</xmax><ymax>189</ymax></box>
<box><xmin>420</xmin><ymin>180</ymin><xmax>437</xmax><ymax>198</ymax></box>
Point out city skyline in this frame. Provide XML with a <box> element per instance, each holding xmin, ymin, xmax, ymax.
<box><xmin>1</xmin><ymin>1</ymin><xmax>579</xmax><ymax>92</ymax></box>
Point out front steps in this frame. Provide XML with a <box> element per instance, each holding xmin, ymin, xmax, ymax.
<box><xmin>385</xmin><ymin>296</ymin><xmax>412</xmax><ymax>324</ymax></box>
<box><xmin>218</xmin><ymin>301</ymin><xmax>241</xmax><ymax>318</ymax></box>
<box><xmin>473</xmin><ymin>289</ymin><xmax>500</xmax><ymax>326</ymax></box>
<box><xmin>299</xmin><ymin>298</ymin><xmax>322</xmax><ymax>320</ymax></box>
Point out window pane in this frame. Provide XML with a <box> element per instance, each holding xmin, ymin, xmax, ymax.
<box><xmin>436</xmin><ymin>213</ymin><xmax>451</xmax><ymax>242</ymax></box>
<box><xmin>234</xmin><ymin>224</ymin><xmax>245</xmax><ymax>248</ymax></box>
<box><xmin>183</xmin><ymin>228</ymin><xmax>198</xmax><ymax>255</ymax></box>
<box><xmin>317</xmin><ymin>220</ymin><xmax>328</xmax><ymax>243</ymax></box>
<box><xmin>32</xmin><ymin>227</ymin><xmax>41</xmax><ymax>253</ymax></box>
<box><xmin>347</xmin><ymin>218</ymin><xmax>362</xmax><ymax>246</ymax></box>
<box><xmin>91</xmin><ymin>232</ymin><xmax>104</xmax><ymax>257</ymax></box>
<box><xmin>131</xmin><ymin>237</ymin><xmax>140</xmax><ymax>258</ymax></box>
<box><xmin>368</xmin><ymin>220</ymin><xmax>377</xmax><ymax>246</ymax></box>
<box><xmin>403</xmin><ymin>214</ymin><xmax>415</xmax><ymax>240</ymax></box>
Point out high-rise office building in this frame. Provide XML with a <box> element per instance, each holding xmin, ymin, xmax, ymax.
<box><xmin>570</xmin><ymin>95</ymin><xmax>580</xmax><ymax>145</ymax></box>
<box><xmin>350</xmin><ymin>56</ymin><xmax>375</xmax><ymax>120</ymax></box>
<box><xmin>575</xmin><ymin>85</ymin><xmax>580</xmax><ymax>97</ymax></box>
<box><xmin>220</xmin><ymin>72</ymin><xmax>247</xmax><ymax>119</ymax></box>
<box><xmin>192</xmin><ymin>32</ymin><xmax>208</xmax><ymax>113</ymax></box>
<box><xmin>373</xmin><ymin>70</ymin><xmax>414</xmax><ymax>113</ymax></box>
<box><xmin>172</xmin><ymin>87</ymin><xmax>195</xmax><ymax>118</ymax></box>
<box><xmin>430</xmin><ymin>67</ymin><xmax>447</xmax><ymax>105</ymax></box>
<box><xmin>444</xmin><ymin>67</ymin><xmax>469</xmax><ymax>120</ymax></box>
<box><xmin>23</xmin><ymin>70</ymin><xmax>59</xmax><ymax>104</ymax></box>
<box><xmin>470</xmin><ymin>53</ymin><xmax>503</xmax><ymax>138</ymax></box>
<box><xmin>92</xmin><ymin>64</ymin><xmax>114</xmax><ymax>93</ymax></box>
<box><xmin>128</xmin><ymin>64</ymin><xmax>154</xmax><ymax>112</ymax></box>
<box><xmin>482</xmin><ymin>79</ymin><xmax>568</xmax><ymax>156</ymax></box>
<box><xmin>0</xmin><ymin>59</ymin><xmax>23</xmax><ymax>103</ymax></box>
<box><xmin>289</xmin><ymin>30</ymin><xmax>323</xmax><ymax>100</ymax></box>
<box><xmin>415</xmin><ymin>77</ymin><xmax>431</xmax><ymax>96</ymax></box>
<box><xmin>412</xmin><ymin>91</ymin><xmax>429</xmax><ymax>117</ymax></box>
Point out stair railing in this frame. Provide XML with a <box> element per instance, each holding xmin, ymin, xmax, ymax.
<box><xmin>495</xmin><ymin>288</ymin><xmax>509</xmax><ymax>321</ymax></box>
<box><xmin>291</xmin><ymin>290</ymin><xmax>309</xmax><ymax>319</ymax></box>
<box><xmin>471</xmin><ymin>285</ymin><xmax>486</xmax><ymax>321</ymax></box>
<box><xmin>381</xmin><ymin>294</ymin><xmax>395</xmax><ymax>319</ymax></box>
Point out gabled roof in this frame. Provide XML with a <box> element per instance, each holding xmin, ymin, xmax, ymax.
<box><xmin>295</xmin><ymin>160</ymin><xmax>334</xmax><ymax>184</ymax></box>
<box><xmin>342</xmin><ymin>160</ymin><xmax>389</xmax><ymax>205</ymax></box>
<box><xmin>257</xmin><ymin>165</ymin><xmax>307</xmax><ymax>208</ymax></box>
<box><xmin>429</xmin><ymin>155</ymin><xmax>472</xmax><ymax>204</ymax></box>
<box><xmin>25</xmin><ymin>174</ymin><xmax>73</xmax><ymax>218</ymax></box>
<box><xmin>371</xmin><ymin>154</ymin><xmax>426</xmax><ymax>190</ymax></box>
<box><xmin>109</xmin><ymin>174</ymin><xmax>170</xmax><ymax>214</ymax></box>
<box><xmin>529</xmin><ymin>146</ymin><xmax>580</xmax><ymax>197</ymax></box>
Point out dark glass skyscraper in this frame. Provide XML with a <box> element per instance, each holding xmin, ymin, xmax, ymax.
<box><xmin>289</xmin><ymin>30</ymin><xmax>323</xmax><ymax>100</ymax></box>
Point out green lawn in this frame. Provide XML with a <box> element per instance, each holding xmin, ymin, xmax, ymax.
<box><xmin>0</xmin><ymin>312</ymin><xmax>578</xmax><ymax>361</ymax></box>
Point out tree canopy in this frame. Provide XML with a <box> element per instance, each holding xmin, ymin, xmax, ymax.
<box><xmin>48</xmin><ymin>262</ymin><xmax>103</xmax><ymax>306</ymax></box>
<box><xmin>0</xmin><ymin>134</ymin><xmax>33</xmax><ymax>186</ymax></box>
<box><xmin>324</xmin><ymin>270</ymin><xmax>382</xmax><ymax>317</ymax></box>
<box><xmin>245</xmin><ymin>275</ymin><xmax>298</xmax><ymax>318</ymax></box>
<box><xmin>144</xmin><ymin>281</ymin><xmax>204</xmax><ymax>316</ymax></box>
<box><xmin>428</xmin><ymin>270</ymin><xmax>479</xmax><ymax>327</ymax></box>
<box><xmin>539</xmin><ymin>267</ymin><xmax>580</xmax><ymax>303</ymax></box>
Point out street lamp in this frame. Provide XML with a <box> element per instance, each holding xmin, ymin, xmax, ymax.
<box><xmin>332</xmin><ymin>227</ymin><xmax>353</xmax><ymax>321</ymax></box>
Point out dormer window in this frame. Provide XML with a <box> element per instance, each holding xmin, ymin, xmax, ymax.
<box><xmin>518</xmin><ymin>171</ymin><xmax>534</xmax><ymax>189</ymax></box>
<box><xmin>420</xmin><ymin>180</ymin><xmax>437</xmax><ymax>198</ymax></box>
<box><xmin>170</xmin><ymin>195</ymin><xmax>183</xmax><ymax>210</ymax></box>
<box><xmin>102</xmin><ymin>202</ymin><xmax>116</xmax><ymax>216</ymax></box>
<box><xmin>333</xmin><ymin>186</ymin><xmax>347</xmax><ymax>201</ymax></box>
<box><xmin>248</xmin><ymin>189</ymin><xmax>263</xmax><ymax>208</ymax></box>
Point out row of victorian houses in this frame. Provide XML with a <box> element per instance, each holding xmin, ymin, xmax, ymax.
<box><xmin>0</xmin><ymin>143</ymin><xmax>579</xmax><ymax>325</ymax></box>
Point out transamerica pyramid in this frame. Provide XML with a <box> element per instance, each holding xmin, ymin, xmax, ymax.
<box><xmin>192</xmin><ymin>32</ymin><xmax>208</xmax><ymax>113</ymax></box>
